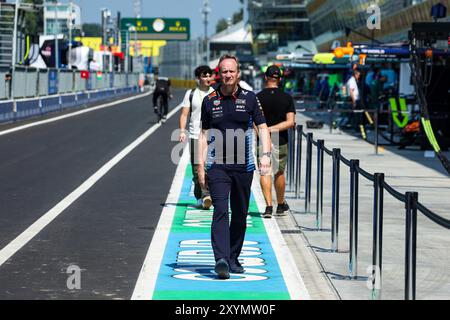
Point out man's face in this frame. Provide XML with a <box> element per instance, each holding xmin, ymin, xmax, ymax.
<box><xmin>198</xmin><ymin>72</ymin><xmax>211</xmax><ymax>87</ymax></box>
<box><xmin>219</xmin><ymin>59</ymin><xmax>239</xmax><ymax>86</ymax></box>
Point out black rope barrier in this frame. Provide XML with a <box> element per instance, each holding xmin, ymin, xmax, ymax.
<box><xmin>355</xmin><ymin>165</ymin><xmax>375</xmax><ymax>182</ymax></box>
<box><xmin>416</xmin><ymin>203</ymin><xmax>450</xmax><ymax>229</ymax></box>
<box><xmin>381</xmin><ymin>180</ymin><xmax>407</xmax><ymax>203</ymax></box>
<box><xmin>323</xmin><ymin>145</ymin><xmax>333</xmax><ymax>156</ymax></box>
<box><xmin>295</xmin><ymin>126</ymin><xmax>449</xmax><ymax>300</ymax></box>
<box><xmin>338</xmin><ymin>154</ymin><xmax>352</xmax><ymax>167</ymax></box>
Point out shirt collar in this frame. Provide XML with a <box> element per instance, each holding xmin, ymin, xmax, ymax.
<box><xmin>216</xmin><ymin>84</ymin><xmax>242</xmax><ymax>101</ymax></box>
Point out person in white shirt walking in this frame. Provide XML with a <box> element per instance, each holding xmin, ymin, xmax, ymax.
<box><xmin>346</xmin><ymin>69</ymin><xmax>364</xmax><ymax>135</ymax></box>
<box><xmin>179</xmin><ymin>66</ymin><xmax>214</xmax><ymax>209</ymax></box>
<box><xmin>346</xmin><ymin>69</ymin><xmax>361</xmax><ymax>108</ymax></box>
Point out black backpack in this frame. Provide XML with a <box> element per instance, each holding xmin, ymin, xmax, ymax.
<box><xmin>155</xmin><ymin>78</ymin><xmax>170</xmax><ymax>92</ymax></box>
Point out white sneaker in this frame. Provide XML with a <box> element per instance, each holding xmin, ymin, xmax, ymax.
<box><xmin>161</xmin><ymin>116</ymin><xmax>167</xmax><ymax>123</ymax></box>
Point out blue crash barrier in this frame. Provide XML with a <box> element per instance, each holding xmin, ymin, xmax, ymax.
<box><xmin>0</xmin><ymin>86</ymin><xmax>140</xmax><ymax>125</ymax></box>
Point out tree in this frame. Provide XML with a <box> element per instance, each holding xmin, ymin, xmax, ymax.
<box><xmin>215</xmin><ymin>1</ymin><xmax>244</xmax><ymax>33</ymax></box>
<box><xmin>23</xmin><ymin>0</ymin><xmax>44</xmax><ymax>37</ymax></box>
<box><xmin>216</xmin><ymin>18</ymin><xmax>228</xmax><ymax>33</ymax></box>
<box><xmin>232</xmin><ymin>9</ymin><xmax>243</xmax><ymax>24</ymax></box>
<box><xmin>82</xmin><ymin>23</ymin><xmax>103</xmax><ymax>37</ymax></box>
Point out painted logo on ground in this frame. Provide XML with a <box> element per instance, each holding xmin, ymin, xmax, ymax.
<box><xmin>173</xmin><ymin>239</ymin><xmax>268</xmax><ymax>282</ymax></box>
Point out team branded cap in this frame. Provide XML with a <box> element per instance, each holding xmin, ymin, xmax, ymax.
<box><xmin>265</xmin><ymin>65</ymin><xmax>282</xmax><ymax>79</ymax></box>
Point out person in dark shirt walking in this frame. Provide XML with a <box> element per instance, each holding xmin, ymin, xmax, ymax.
<box><xmin>256</xmin><ymin>65</ymin><xmax>296</xmax><ymax>218</ymax></box>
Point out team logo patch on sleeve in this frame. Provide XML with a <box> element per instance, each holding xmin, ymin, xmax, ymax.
<box><xmin>208</xmin><ymin>92</ymin><xmax>217</xmax><ymax>99</ymax></box>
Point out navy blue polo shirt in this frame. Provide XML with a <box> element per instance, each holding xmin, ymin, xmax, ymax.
<box><xmin>201</xmin><ymin>85</ymin><xmax>266</xmax><ymax>172</ymax></box>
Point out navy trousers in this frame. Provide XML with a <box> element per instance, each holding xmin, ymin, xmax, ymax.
<box><xmin>207</xmin><ymin>165</ymin><xmax>253</xmax><ymax>264</ymax></box>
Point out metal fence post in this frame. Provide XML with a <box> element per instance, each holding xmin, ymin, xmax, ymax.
<box><xmin>372</xmin><ymin>173</ymin><xmax>384</xmax><ymax>300</ymax></box>
<box><xmin>287</xmin><ymin>128</ymin><xmax>292</xmax><ymax>191</ymax></box>
<box><xmin>287</xmin><ymin>128</ymin><xmax>296</xmax><ymax>192</ymax></box>
<box><xmin>374</xmin><ymin>108</ymin><xmax>379</xmax><ymax>155</ymax></box>
<box><xmin>349</xmin><ymin>159</ymin><xmax>359</xmax><ymax>279</ymax></box>
<box><xmin>405</xmin><ymin>192</ymin><xmax>418</xmax><ymax>300</ymax></box>
<box><xmin>316</xmin><ymin>139</ymin><xmax>324</xmax><ymax>230</ymax></box>
<box><xmin>289</xmin><ymin>127</ymin><xmax>296</xmax><ymax>192</ymax></box>
<box><xmin>331</xmin><ymin>148</ymin><xmax>341</xmax><ymax>252</ymax></box>
<box><xmin>295</xmin><ymin>125</ymin><xmax>303</xmax><ymax>199</ymax></box>
<box><xmin>305</xmin><ymin>132</ymin><xmax>313</xmax><ymax>213</ymax></box>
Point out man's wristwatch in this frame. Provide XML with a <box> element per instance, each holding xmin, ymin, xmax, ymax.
<box><xmin>261</xmin><ymin>152</ymin><xmax>272</xmax><ymax>158</ymax></box>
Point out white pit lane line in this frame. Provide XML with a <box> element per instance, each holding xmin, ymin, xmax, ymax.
<box><xmin>131</xmin><ymin>144</ymin><xmax>189</xmax><ymax>300</ymax></box>
<box><xmin>0</xmin><ymin>103</ymin><xmax>183</xmax><ymax>268</ymax></box>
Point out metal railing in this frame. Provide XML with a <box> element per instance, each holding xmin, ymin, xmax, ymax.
<box><xmin>286</xmin><ymin>124</ymin><xmax>450</xmax><ymax>300</ymax></box>
<box><xmin>1</xmin><ymin>67</ymin><xmax>139</xmax><ymax>100</ymax></box>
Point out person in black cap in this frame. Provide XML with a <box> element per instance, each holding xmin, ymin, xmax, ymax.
<box><xmin>257</xmin><ymin>65</ymin><xmax>296</xmax><ymax>218</ymax></box>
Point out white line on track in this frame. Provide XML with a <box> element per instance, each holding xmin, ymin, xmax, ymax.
<box><xmin>0</xmin><ymin>103</ymin><xmax>183</xmax><ymax>268</ymax></box>
<box><xmin>0</xmin><ymin>90</ymin><xmax>151</xmax><ymax>137</ymax></box>
<box><xmin>252</xmin><ymin>176</ymin><xmax>311</xmax><ymax>300</ymax></box>
<box><xmin>131</xmin><ymin>144</ymin><xmax>189</xmax><ymax>300</ymax></box>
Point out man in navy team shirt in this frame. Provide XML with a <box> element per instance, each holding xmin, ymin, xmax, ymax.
<box><xmin>197</xmin><ymin>54</ymin><xmax>272</xmax><ymax>279</ymax></box>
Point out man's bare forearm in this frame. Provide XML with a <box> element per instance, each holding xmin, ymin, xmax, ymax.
<box><xmin>258</xmin><ymin>124</ymin><xmax>272</xmax><ymax>154</ymax></box>
<box><xmin>269</xmin><ymin>120</ymin><xmax>294</xmax><ymax>132</ymax></box>
<box><xmin>179</xmin><ymin>108</ymin><xmax>189</xmax><ymax>131</ymax></box>
<box><xmin>269</xmin><ymin>113</ymin><xmax>295</xmax><ymax>133</ymax></box>
<box><xmin>198</xmin><ymin>129</ymin><xmax>208</xmax><ymax>166</ymax></box>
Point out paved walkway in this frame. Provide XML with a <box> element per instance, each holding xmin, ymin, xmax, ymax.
<box><xmin>284</xmin><ymin>113</ymin><xmax>450</xmax><ymax>300</ymax></box>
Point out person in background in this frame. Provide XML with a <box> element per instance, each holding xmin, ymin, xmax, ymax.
<box><xmin>346</xmin><ymin>69</ymin><xmax>364</xmax><ymax>134</ymax></box>
<box><xmin>179</xmin><ymin>66</ymin><xmax>214</xmax><ymax>209</ymax></box>
<box><xmin>152</xmin><ymin>75</ymin><xmax>172</xmax><ymax>123</ymax></box>
<box><xmin>319</xmin><ymin>76</ymin><xmax>330</xmax><ymax>108</ymax></box>
<box><xmin>368</xmin><ymin>68</ymin><xmax>386</xmax><ymax>109</ymax></box>
<box><xmin>256</xmin><ymin>65</ymin><xmax>296</xmax><ymax>219</ymax></box>
<box><xmin>210</xmin><ymin>66</ymin><xmax>221</xmax><ymax>90</ymax></box>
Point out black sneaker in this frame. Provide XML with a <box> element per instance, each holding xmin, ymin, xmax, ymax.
<box><xmin>214</xmin><ymin>258</ymin><xmax>230</xmax><ymax>279</ymax></box>
<box><xmin>230</xmin><ymin>259</ymin><xmax>244</xmax><ymax>274</ymax></box>
<box><xmin>262</xmin><ymin>206</ymin><xmax>273</xmax><ymax>219</ymax></box>
<box><xmin>276</xmin><ymin>202</ymin><xmax>290</xmax><ymax>216</ymax></box>
<box><xmin>153</xmin><ymin>106</ymin><xmax>158</xmax><ymax>114</ymax></box>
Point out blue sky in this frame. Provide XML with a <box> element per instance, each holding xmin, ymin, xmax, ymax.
<box><xmin>74</xmin><ymin>0</ymin><xmax>242</xmax><ymax>38</ymax></box>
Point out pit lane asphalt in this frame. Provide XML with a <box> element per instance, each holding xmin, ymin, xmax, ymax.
<box><xmin>0</xmin><ymin>90</ymin><xmax>185</xmax><ymax>299</ymax></box>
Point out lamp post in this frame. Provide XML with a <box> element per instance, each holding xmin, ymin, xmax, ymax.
<box><xmin>68</xmin><ymin>1</ymin><xmax>74</xmax><ymax>69</ymax></box>
<box><xmin>11</xmin><ymin>0</ymin><xmax>20</xmax><ymax>109</ymax></box>
<box><xmin>201</xmin><ymin>0</ymin><xmax>211</xmax><ymax>65</ymax></box>
<box><xmin>125</xmin><ymin>23</ymin><xmax>137</xmax><ymax>73</ymax></box>
<box><xmin>54</xmin><ymin>1</ymin><xmax>59</xmax><ymax>70</ymax></box>
<box><xmin>124</xmin><ymin>29</ymin><xmax>130</xmax><ymax>73</ymax></box>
